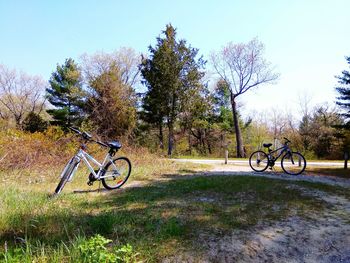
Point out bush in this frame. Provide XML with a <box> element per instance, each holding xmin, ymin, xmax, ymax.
<box><xmin>0</xmin><ymin>127</ymin><xmax>76</xmax><ymax>170</ymax></box>
<box><xmin>22</xmin><ymin>112</ymin><xmax>48</xmax><ymax>133</ymax></box>
<box><xmin>79</xmin><ymin>235</ymin><xmax>136</xmax><ymax>263</ymax></box>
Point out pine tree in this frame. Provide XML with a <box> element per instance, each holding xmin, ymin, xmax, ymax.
<box><xmin>46</xmin><ymin>58</ymin><xmax>85</xmax><ymax>127</ymax></box>
<box><xmin>140</xmin><ymin>24</ymin><xmax>206</xmax><ymax>156</ymax></box>
<box><xmin>22</xmin><ymin>112</ymin><xmax>48</xmax><ymax>133</ymax></box>
<box><xmin>336</xmin><ymin>56</ymin><xmax>350</xmax><ymax>128</ymax></box>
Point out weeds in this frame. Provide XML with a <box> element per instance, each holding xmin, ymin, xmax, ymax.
<box><xmin>1</xmin><ymin>235</ymin><xmax>137</xmax><ymax>262</ymax></box>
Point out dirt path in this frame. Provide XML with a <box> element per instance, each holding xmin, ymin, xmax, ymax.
<box><xmin>196</xmin><ymin>185</ymin><xmax>350</xmax><ymax>263</ymax></box>
<box><xmin>162</xmin><ymin>180</ymin><xmax>350</xmax><ymax>262</ymax></box>
<box><xmin>167</xmin><ymin>162</ymin><xmax>350</xmax><ymax>262</ymax></box>
<box><xmin>202</xmin><ymin>163</ymin><xmax>350</xmax><ymax>188</ymax></box>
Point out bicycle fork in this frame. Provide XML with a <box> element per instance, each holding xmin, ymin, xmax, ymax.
<box><xmin>68</xmin><ymin>156</ymin><xmax>81</xmax><ymax>182</ymax></box>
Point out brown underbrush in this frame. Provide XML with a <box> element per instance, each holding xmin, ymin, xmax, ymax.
<box><xmin>0</xmin><ymin>127</ymin><xmax>163</xmax><ymax>172</ymax></box>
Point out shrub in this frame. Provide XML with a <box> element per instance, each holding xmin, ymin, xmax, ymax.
<box><xmin>22</xmin><ymin>112</ymin><xmax>48</xmax><ymax>133</ymax></box>
<box><xmin>79</xmin><ymin>234</ymin><xmax>136</xmax><ymax>263</ymax></box>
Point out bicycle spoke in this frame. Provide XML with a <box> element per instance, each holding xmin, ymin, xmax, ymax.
<box><xmin>102</xmin><ymin>157</ymin><xmax>131</xmax><ymax>189</ymax></box>
<box><xmin>281</xmin><ymin>152</ymin><xmax>306</xmax><ymax>175</ymax></box>
<box><xmin>249</xmin><ymin>151</ymin><xmax>269</xmax><ymax>172</ymax></box>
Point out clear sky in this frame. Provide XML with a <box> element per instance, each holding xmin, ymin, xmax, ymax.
<box><xmin>0</xmin><ymin>0</ymin><xmax>349</xmax><ymax>119</ymax></box>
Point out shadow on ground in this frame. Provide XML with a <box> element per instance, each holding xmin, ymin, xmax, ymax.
<box><xmin>1</xmin><ymin>171</ymin><xmax>329</xmax><ymax>256</ymax></box>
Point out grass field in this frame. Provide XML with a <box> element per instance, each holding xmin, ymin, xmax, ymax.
<box><xmin>2</xmin><ymin>157</ymin><xmax>350</xmax><ymax>262</ymax></box>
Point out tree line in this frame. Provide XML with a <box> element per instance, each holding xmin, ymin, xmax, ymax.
<box><xmin>0</xmin><ymin>24</ymin><xmax>349</xmax><ymax>159</ymax></box>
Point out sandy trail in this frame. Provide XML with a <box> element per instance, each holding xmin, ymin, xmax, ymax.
<box><xmin>166</xmin><ymin>162</ymin><xmax>350</xmax><ymax>263</ymax></box>
<box><xmin>198</xmin><ymin>186</ymin><xmax>350</xmax><ymax>263</ymax></box>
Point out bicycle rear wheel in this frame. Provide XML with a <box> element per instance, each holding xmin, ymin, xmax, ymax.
<box><xmin>249</xmin><ymin>151</ymin><xmax>269</xmax><ymax>172</ymax></box>
<box><xmin>54</xmin><ymin>158</ymin><xmax>78</xmax><ymax>195</ymax></box>
<box><xmin>102</xmin><ymin>157</ymin><xmax>131</xmax><ymax>190</ymax></box>
<box><xmin>281</xmin><ymin>152</ymin><xmax>306</xmax><ymax>175</ymax></box>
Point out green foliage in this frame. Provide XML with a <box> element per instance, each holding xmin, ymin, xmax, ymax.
<box><xmin>335</xmin><ymin>56</ymin><xmax>350</xmax><ymax>127</ymax></box>
<box><xmin>79</xmin><ymin>234</ymin><xmax>135</xmax><ymax>262</ymax></box>
<box><xmin>22</xmin><ymin>112</ymin><xmax>48</xmax><ymax>133</ymax></box>
<box><xmin>0</xmin><ymin>235</ymin><xmax>136</xmax><ymax>263</ymax></box>
<box><xmin>140</xmin><ymin>24</ymin><xmax>206</xmax><ymax>155</ymax></box>
<box><xmin>299</xmin><ymin>106</ymin><xmax>344</xmax><ymax>159</ymax></box>
<box><xmin>46</xmin><ymin>58</ymin><xmax>85</xmax><ymax>128</ymax></box>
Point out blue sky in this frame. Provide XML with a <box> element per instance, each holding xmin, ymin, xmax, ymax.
<box><xmin>0</xmin><ymin>0</ymin><xmax>349</xmax><ymax>117</ymax></box>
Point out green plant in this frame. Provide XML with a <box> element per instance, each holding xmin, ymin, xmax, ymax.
<box><xmin>78</xmin><ymin>234</ymin><xmax>136</xmax><ymax>263</ymax></box>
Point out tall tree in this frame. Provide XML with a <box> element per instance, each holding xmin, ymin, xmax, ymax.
<box><xmin>141</xmin><ymin>86</ymin><xmax>166</xmax><ymax>149</ymax></box>
<box><xmin>335</xmin><ymin>56</ymin><xmax>350</xmax><ymax>127</ymax></box>
<box><xmin>308</xmin><ymin>106</ymin><xmax>344</xmax><ymax>159</ymax></box>
<box><xmin>180</xmin><ymin>85</ymin><xmax>214</xmax><ymax>154</ymax></box>
<box><xmin>85</xmin><ymin>66</ymin><xmax>137</xmax><ymax>138</ymax></box>
<box><xmin>0</xmin><ymin>64</ymin><xmax>46</xmax><ymax>127</ymax></box>
<box><xmin>46</xmin><ymin>58</ymin><xmax>85</xmax><ymax>127</ymax></box>
<box><xmin>80</xmin><ymin>49</ymin><xmax>140</xmax><ymax>138</ymax></box>
<box><xmin>210</xmin><ymin>38</ymin><xmax>279</xmax><ymax>157</ymax></box>
<box><xmin>140</xmin><ymin>24</ymin><xmax>206</xmax><ymax>156</ymax></box>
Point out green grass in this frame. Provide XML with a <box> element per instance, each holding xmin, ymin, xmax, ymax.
<box><xmin>1</xmin><ymin>166</ymin><xmax>335</xmax><ymax>262</ymax></box>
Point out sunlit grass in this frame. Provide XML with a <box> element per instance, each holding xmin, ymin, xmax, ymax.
<box><xmin>1</xmin><ymin>167</ymin><xmax>336</xmax><ymax>262</ymax></box>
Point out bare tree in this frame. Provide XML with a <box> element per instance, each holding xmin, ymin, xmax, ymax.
<box><xmin>210</xmin><ymin>38</ymin><xmax>279</xmax><ymax>157</ymax></box>
<box><xmin>0</xmin><ymin>64</ymin><xmax>46</xmax><ymax>127</ymax></box>
<box><xmin>80</xmin><ymin>47</ymin><xmax>140</xmax><ymax>87</ymax></box>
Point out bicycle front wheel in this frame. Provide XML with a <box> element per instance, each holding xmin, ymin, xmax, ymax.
<box><xmin>102</xmin><ymin>157</ymin><xmax>131</xmax><ymax>190</ymax></box>
<box><xmin>249</xmin><ymin>151</ymin><xmax>269</xmax><ymax>172</ymax></box>
<box><xmin>281</xmin><ymin>152</ymin><xmax>306</xmax><ymax>175</ymax></box>
<box><xmin>54</xmin><ymin>158</ymin><xmax>77</xmax><ymax>195</ymax></box>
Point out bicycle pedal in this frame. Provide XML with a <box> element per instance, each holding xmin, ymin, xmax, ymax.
<box><xmin>87</xmin><ymin>181</ymin><xmax>94</xmax><ymax>186</ymax></box>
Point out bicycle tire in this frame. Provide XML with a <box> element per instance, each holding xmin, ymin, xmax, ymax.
<box><xmin>102</xmin><ymin>157</ymin><xmax>131</xmax><ymax>190</ymax></box>
<box><xmin>249</xmin><ymin>151</ymin><xmax>269</xmax><ymax>172</ymax></box>
<box><xmin>54</xmin><ymin>159</ymin><xmax>77</xmax><ymax>195</ymax></box>
<box><xmin>281</xmin><ymin>151</ymin><xmax>306</xmax><ymax>175</ymax></box>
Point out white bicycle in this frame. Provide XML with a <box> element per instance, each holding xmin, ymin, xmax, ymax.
<box><xmin>54</xmin><ymin>127</ymin><xmax>131</xmax><ymax>195</ymax></box>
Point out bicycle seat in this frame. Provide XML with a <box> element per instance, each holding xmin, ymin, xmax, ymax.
<box><xmin>108</xmin><ymin>141</ymin><xmax>122</xmax><ymax>150</ymax></box>
<box><xmin>263</xmin><ymin>143</ymin><xmax>272</xmax><ymax>148</ymax></box>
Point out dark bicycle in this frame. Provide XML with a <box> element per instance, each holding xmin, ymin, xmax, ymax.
<box><xmin>249</xmin><ymin>137</ymin><xmax>306</xmax><ymax>175</ymax></box>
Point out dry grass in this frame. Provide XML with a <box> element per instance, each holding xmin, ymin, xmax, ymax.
<box><xmin>0</xmin><ymin>127</ymin><xmax>175</xmax><ymax>173</ymax></box>
<box><xmin>0</xmin><ymin>127</ymin><xmax>77</xmax><ymax>170</ymax></box>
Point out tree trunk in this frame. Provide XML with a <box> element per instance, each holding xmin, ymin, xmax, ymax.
<box><xmin>207</xmin><ymin>136</ymin><xmax>212</xmax><ymax>154</ymax></box>
<box><xmin>167</xmin><ymin>121</ymin><xmax>174</xmax><ymax>156</ymax></box>
<box><xmin>15</xmin><ymin>116</ymin><xmax>22</xmax><ymax>129</ymax></box>
<box><xmin>188</xmin><ymin>129</ymin><xmax>192</xmax><ymax>155</ymax></box>
<box><xmin>230</xmin><ymin>94</ymin><xmax>244</xmax><ymax>158</ymax></box>
<box><xmin>158</xmin><ymin>122</ymin><xmax>164</xmax><ymax>149</ymax></box>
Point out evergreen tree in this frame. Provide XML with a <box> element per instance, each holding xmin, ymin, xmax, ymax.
<box><xmin>22</xmin><ymin>112</ymin><xmax>48</xmax><ymax>133</ymax></box>
<box><xmin>336</xmin><ymin>56</ymin><xmax>350</xmax><ymax>128</ymax></box>
<box><xmin>213</xmin><ymin>80</ymin><xmax>234</xmax><ymax>132</ymax></box>
<box><xmin>140</xmin><ymin>24</ymin><xmax>206</xmax><ymax>156</ymax></box>
<box><xmin>46</xmin><ymin>58</ymin><xmax>85</xmax><ymax>127</ymax></box>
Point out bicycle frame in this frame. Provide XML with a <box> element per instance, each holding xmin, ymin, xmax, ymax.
<box><xmin>266</xmin><ymin>144</ymin><xmax>291</xmax><ymax>162</ymax></box>
<box><xmin>61</xmin><ymin>148</ymin><xmax>120</xmax><ymax>182</ymax></box>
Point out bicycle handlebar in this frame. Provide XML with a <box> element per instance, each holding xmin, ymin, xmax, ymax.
<box><xmin>283</xmin><ymin>137</ymin><xmax>291</xmax><ymax>144</ymax></box>
<box><xmin>68</xmin><ymin>127</ymin><xmax>108</xmax><ymax>148</ymax></box>
<box><xmin>69</xmin><ymin>127</ymin><xmax>81</xmax><ymax>134</ymax></box>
